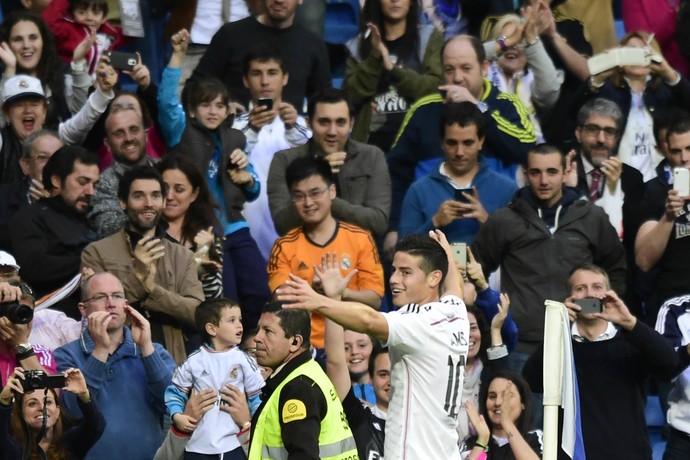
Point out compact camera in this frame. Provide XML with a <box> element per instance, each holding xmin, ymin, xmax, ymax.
<box><xmin>21</xmin><ymin>370</ymin><xmax>66</xmax><ymax>392</ymax></box>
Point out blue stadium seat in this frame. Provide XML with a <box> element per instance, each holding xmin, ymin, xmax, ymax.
<box><xmin>324</xmin><ymin>0</ymin><xmax>360</xmax><ymax>44</ymax></box>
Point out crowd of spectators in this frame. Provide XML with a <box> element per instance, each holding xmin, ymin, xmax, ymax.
<box><xmin>1</xmin><ymin>0</ymin><xmax>690</xmax><ymax>459</ymax></box>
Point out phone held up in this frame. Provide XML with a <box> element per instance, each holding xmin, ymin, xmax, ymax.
<box><xmin>574</xmin><ymin>297</ymin><xmax>603</xmax><ymax>315</ymax></box>
<box><xmin>451</xmin><ymin>242</ymin><xmax>467</xmax><ymax>270</ymax></box>
<box><xmin>257</xmin><ymin>98</ymin><xmax>273</xmax><ymax>111</ymax></box>
<box><xmin>104</xmin><ymin>51</ymin><xmax>138</xmax><ymax>71</ymax></box>
<box><xmin>454</xmin><ymin>188</ymin><xmax>473</xmax><ymax>204</ymax></box>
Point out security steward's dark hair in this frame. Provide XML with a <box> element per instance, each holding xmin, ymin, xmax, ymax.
<box><xmin>262</xmin><ymin>300</ymin><xmax>311</xmax><ymax>350</ymax></box>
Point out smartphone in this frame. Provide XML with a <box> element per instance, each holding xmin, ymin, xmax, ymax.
<box><xmin>104</xmin><ymin>51</ymin><xmax>138</xmax><ymax>71</ymax></box>
<box><xmin>674</xmin><ymin>167</ymin><xmax>690</xmax><ymax>196</ymax></box>
<box><xmin>574</xmin><ymin>297</ymin><xmax>603</xmax><ymax>315</ymax></box>
<box><xmin>454</xmin><ymin>188</ymin><xmax>473</xmax><ymax>204</ymax></box>
<box><xmin>257</xmin><ymin>97</ymin><xmax>273</xmax><ymax>111</ymax></box>
<box><xmin>451</xmin><ymin>242</ymin><xmax>467</xmax><ymax>270</ymax></box>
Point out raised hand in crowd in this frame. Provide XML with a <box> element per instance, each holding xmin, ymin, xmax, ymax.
<box><xmin>133</xmin><ymin>236</ymin><xmax>165</xmax><ymax>293</ymax></box>
<box><xmin>0</xmin><ymin>41</ymin><xmax>17</xmax><ymax>77</ymax></box>
<box><xmin>313</xmin><ymin>252</ymin><xmax>358</xmax><ymax>300</ymax></box>
<box><xmin>227</xmin><ymin>149</ymin><xmax>254</xmax><ymax>187</ymax></box>
<box><xmin>73</xmin><ymin>30</ymin><xmax>97</xmax><ymax>64</ymax></box>
<box><xmin>0</xmin><ymin>368</ymin><xmax>25</xmax><ymax>405</ymax></box>
<box><xmin>95</xmin><ymin>59</ymin><xmax>118</xmax><ymax>93</ymax></box>
<box><xmin>63</xmin><ymin>368</ymin><xmax>91</xmax><ymax>403</ymax></box>
<box><xmin>322</xmin><ymin>151</ymin><xmax>347</xmax><ymax>175</ymax></box>
<box><xmin>125</xmin><ymin>304</ymin><xmax>155</xmax><ymax>356</ymax></box>
<box><xmin>124</xmin><ymin>53</ymin><xmax>152</xmax><ymax>90</ymax></box>
<box><xmin>366</xmin><ymin>23</ymin><xmax>394</xmax><ymax>71</ymax></box>
<box><xmin>169</xmin><ymin>28</ymin><xmax>190</xmax><ymax>68</ymax></box>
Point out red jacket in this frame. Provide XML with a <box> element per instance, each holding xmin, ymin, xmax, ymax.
<box><xmin>41</xmin><ymin>0</ymin><xmax>126</xmax><ymax>73</ymax></box>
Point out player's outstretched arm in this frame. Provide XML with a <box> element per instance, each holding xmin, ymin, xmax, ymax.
<box><xmin>277</xmin><ymin>275</ymin><xmax>389</xmax><ymax>342</ymax></box>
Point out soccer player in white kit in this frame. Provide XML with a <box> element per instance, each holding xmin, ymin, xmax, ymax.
<box><xmin>277</xmin><ymin>229</ymin><xmax>470</xmax><ymax>459</ymax></box>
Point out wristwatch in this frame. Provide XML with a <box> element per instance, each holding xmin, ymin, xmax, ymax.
<box><xmin>15</xmin><ymin>342</ymin><xmax>32</xmax><ymax>355</ymax></box>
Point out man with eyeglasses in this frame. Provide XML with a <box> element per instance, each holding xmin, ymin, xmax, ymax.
<box><xmin>54</xmin><ymin>271</ymin><xmax>175</xmax><ymax>460</ymax></box>
<box><xmin>569</xmin><ymin>98</ymin><xmax>644</xmax><ymax>237</ymax></box>
<box><xmin>568</xmin><ymin>98</ymin><xmax>644</xmax><ymax>315</ymax></box>
<box><xmin>267</xmin><ymin>88</ymin><xmax>391</xmax><ymax>238</ymax></box>
<box><xmin>0</xmin><ymin>130</ymin><xmax>62</xmax><ymax>250</ymax></box>
<box><xmin>268</xmin><ymin>156</ymin><xmax>384</xmax><ymax>351</ymax></box>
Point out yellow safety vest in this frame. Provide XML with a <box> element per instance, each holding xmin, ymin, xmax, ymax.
<box><xmin>248</xmin><ymin>359</ymin><xmax>359</xmax><ymax>460</ymax></box>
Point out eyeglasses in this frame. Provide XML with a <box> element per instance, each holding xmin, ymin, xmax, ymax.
<box><xmin>291</xmin><ymin>187</ymin><xmax>330</xmax><ymax>203</ymax></box>
<box><xmin>83</xmin><ymin>293</ymin><xmax>127</xmax><ymax>305</ymax></box>
<box><xmin>581</xmin><ymin>124</ymin><xmax>618</xmax><ymax>139</ymax></box>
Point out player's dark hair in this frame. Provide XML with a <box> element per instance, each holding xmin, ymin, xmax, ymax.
<box><xmin>394</xmin><ymin>234</ymin><xmax>448</xmax><ymax>290</ymax></box>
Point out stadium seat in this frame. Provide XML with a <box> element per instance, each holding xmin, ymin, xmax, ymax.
<box><xmin>324</xmin><ymin>0</ymin><xmax>360</xmax><ymax>44</ymax></box>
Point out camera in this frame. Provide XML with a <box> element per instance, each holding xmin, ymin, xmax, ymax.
<box><xmin>21</xmin><ymin>370</ymin><xmax>66</xmax><ymax>392</ymax></box>
<box><xmin>0</xmin><ymin>301</ymin><xmax>33</xmax><ymax>324</ymax></box>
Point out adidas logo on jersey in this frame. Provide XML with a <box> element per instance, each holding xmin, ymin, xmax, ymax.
<box><xmin>201</xmin><ymin>370</ymin><xmax>210</xmax><ymax>377</ymax></box>
<box><xmin>297</xmin><ymin>261</ymin><xmax>308</xmax><ymax>270</ymax></box>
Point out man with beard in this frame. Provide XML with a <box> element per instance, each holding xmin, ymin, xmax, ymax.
<box><xmin>88</xmin><ymin>108</ymin><xmax>157</xmax><ymax>237</ymax></box>
<box><xmin>82</xmin><ymin>166</ymin><xmax>204</xmax><ymax>364</ymax></box>
<box><xmin>568</xmin><ymin>98</ymin><xmax>644</xmax><ymax>315</ymax></box>
<box><xmin>8</xmin><ymin>145</ymin><xmax>100</xmax><ymax>318</ymax></box>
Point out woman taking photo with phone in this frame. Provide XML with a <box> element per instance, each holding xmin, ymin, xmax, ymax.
<box><xmin>0</xmin><ymin>367</ymin><xmax>105</xmax><ymax>460</ymax></box>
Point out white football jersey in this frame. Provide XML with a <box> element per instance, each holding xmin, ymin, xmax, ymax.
<box><xmin>383</xmin><ymin>295</ymin><xmax>470</xmax><ymax>460</ymax></box>
<box><xmin>172</xmin><ymin>346</ymin><xmax>265</xmax><ymax>454</ymax></box>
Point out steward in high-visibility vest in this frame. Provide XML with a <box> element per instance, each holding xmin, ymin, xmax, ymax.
<box><xmin>248</xmin><ymin>352</ymin><xmax>358</xmax><ymax>460</ymax></box>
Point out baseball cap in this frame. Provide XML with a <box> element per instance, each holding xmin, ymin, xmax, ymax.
<box><xmin>0</xmin><ymin>251</ymin><xmax>20</xmax><ymax>271</ymax></box>
<box><xmin>2</xmin><ymin>75</ymin><xmax>45</xmax><ymax>107</ymax></box>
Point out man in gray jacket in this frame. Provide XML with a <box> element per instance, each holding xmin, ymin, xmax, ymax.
<box><xmin>471</xmin><ymin>143</ymin><xmax>626</xmax><ymax>370</ymax></box>
<box><xmin>267</xmin><ymin>88</ymin><xmax>391</xmax><ymax>237</ymax></box>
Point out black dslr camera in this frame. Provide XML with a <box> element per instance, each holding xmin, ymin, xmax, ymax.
<box><xmin>0</xmin><ymin>301</ymin><xmax>33</xmax><ymax>324</ymax></box>
<box><xmin>21</xmin><ymin>370</ymin><xmax>66</xmax><ymax>392</ymax></box>
<box><xmin>0</xmin><ymin>282</ymin><xmax>35</xmax><ymax>324</ymax></box>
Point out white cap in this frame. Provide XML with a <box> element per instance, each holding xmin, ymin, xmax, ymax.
<box><xmin>0</xmin><ymin>251</ymin><xmax>20</xmax><ymax>271</ymax></box>
<box><xmin>2</xmin><ymin>75</ymin><xmax>45</xmax><ymax>107</ymax></box>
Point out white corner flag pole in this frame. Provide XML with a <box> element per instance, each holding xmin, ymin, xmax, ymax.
<box><xmin>543</xmin><ymin>300</ymin><xmax>566</xmax><ymax>460</ymax></box>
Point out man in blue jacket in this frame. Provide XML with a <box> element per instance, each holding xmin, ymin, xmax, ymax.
<box><xmin>55</xmin><ymin>272</ymin><xmax>175</xmax><ymax>460</ymax></box>
<box><xmin>398</xmin><ymin>102</ymin><xmax>517</xmax><ymax>244</ymax></box>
